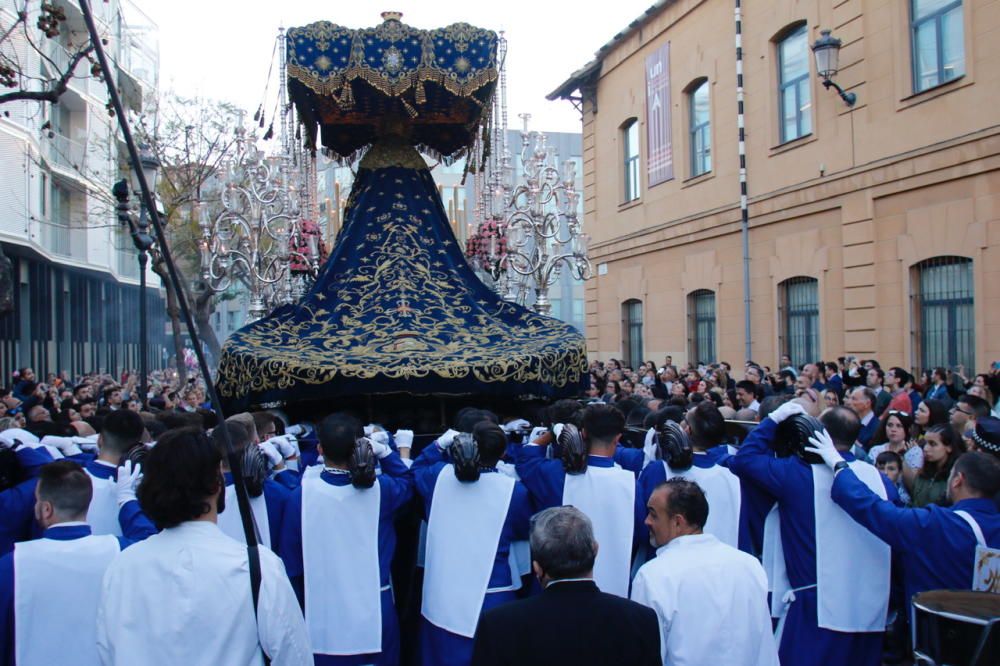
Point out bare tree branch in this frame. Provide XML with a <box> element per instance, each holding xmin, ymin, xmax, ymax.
<box><xmin>0</xmin><ymin>43</ymin><xmax>93</xmax><ymax>104</ymax></box>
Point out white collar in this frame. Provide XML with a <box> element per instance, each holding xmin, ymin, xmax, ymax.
<box><xmin>656</xmin><ymin>532</ymin><xmax>715</xmax><ymax>556</ymax></box>
<box><xmin>861</xmin><ymin>411</ymin><xmax>874</xmax><ymax>425</ymax></box>
<box><xmin>545</xmin><ymin>576</ymin><xmax>594</xmax><ymax>588</ymax></box>
<box><xmin>93</xmin><ymin>459</ymin><xmax>118</xmax><ymax>469</ymax></box>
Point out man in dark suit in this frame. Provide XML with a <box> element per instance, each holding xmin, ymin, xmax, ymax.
<box><xmin>470</xmin><ymin>506</ymin><xmax>661</xmax><ymax>666</ymax></box>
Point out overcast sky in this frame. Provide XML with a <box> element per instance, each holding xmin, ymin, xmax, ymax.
<box><xmin>138</xmin><ymin>0</ymin><xmax>655</xmax><ymax>134</ymax></box>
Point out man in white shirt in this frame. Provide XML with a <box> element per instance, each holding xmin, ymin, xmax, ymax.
<box><xmin>631</xmin><ymin>478</ymin><xmax>778</xmax><ymax>666</ymax></box>
<box><xmin>96</xmin><ymin>427</ymin><xmax>311</xmax><ymax>666</ymax></box>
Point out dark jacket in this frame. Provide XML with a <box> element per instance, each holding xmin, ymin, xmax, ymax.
<box><xmin>471</xmin><ymin>579</ymin><xmax>661</xmax><ymax>666</ymax></box>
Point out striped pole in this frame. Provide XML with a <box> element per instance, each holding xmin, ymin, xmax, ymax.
<box><xmin>735</xmin><ymin>0</ymin><xmax>752</xmax><ymax>361</ymax></box>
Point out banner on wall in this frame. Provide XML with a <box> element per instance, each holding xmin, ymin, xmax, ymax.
<box><xmin>645</xmin><ymin>41</ymin><xmax>673</xmax><ymax>187</ymax></box>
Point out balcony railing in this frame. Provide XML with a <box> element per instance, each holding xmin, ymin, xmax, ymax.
<box><xmin>47</xmin><ymin>132</ymin><xmax>88</xmax><ymax>174</ymax></box>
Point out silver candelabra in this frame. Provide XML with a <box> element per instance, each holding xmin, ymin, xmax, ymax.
<box><xmin>496</xmin><ymin>114</ymin><xmax>592</xmax><ymax>315</ymax></box>
<box><xmin>198</xmin><ymin>121</ymin><xmax>318</xmax><ymax>322</ymax></box>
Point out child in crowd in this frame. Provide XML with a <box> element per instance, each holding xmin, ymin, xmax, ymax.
<box><xmin>875</xmin><ymin>450</ymin><xmax>911</xmax><ymax>506</ymax></box>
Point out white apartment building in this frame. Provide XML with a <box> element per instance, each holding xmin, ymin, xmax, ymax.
<box><xmin>0</xmin><ymin>0</ymin><xmax>166</xmax><ymax>379</ymax></box>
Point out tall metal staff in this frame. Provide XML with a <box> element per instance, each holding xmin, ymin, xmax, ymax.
<box><xmin>75</xmin><ymin>0</ymin><xmax>267</xmax><ymax>633</ymax></box>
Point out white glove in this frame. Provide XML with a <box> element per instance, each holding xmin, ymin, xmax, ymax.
<box><xmin>0</xmin><ymin>428</ymin><xmax>39</xmax><ymax>449</ymax></box>
<box><xmin>40</xmin><ymin>435</ymin><xmax>83</xmax><ymax>457</ymax></box>
<box><xmin>503</xmin><ymin>418</ymin><xmax>530</xmax><ymax>434</ymax></box>
<box><xmin>768</xmin><ymin>401</ymin><xmax>806</xmax><ymax>425</ymax></box>
<box><xmin>369</xmin><ymin>430</ymin><xmax>390</xmax><ymax>448</ymax></box>
<box><xmin>804</xmin><ymin>429</ymin><xmax>845</xmax><ymax>470</ymax></box>
<box><xmin>75</xmin><ymin>436</ymin><xmax>99</xmax><ymax>454</ymax></box>
<box><xmin>370</xmin><ymin>438</ymin><xmax>392</xmax><ymax>459</ymax></box>
<box><xmin>258</xmin><ymin>440</ymin><xmax>283</xmax><ymax>468</ymax></box>
<box><xmin>394</xmin><ymin>429</ymin><xmax>415</xmax><ymax>449</ymax></box>
<box><xmin>363</xmin><ymin>424</ymin><xmax>375</xmax><ymax>436</ymax></box>
<box><xmin>286</xmin><ymin>424</ymin><xmax>312</xmax><ymax>437</ymax></box>
<box><xmin>643</xmin><ymin>427</ymin><xmax>658</xmax><ymax>466</ymax></box>
<box><xmin>115</xmin><ymin>460</ymin><xmax>142</xmax><ymax>507</ymax></box>
<box><xmin>528</xmin><ymin>426</ymin><xmax>548</xmax><ymax>444</ymax></box>
<box><xmin>552</xmin><ymin>423</ymin><xmax>565</xmax><ymax>440</ymax></box>
<box><xmin>437</xmin><ymin>429</ymin><xmax>459</xmax><ymax>448</ymax></box>
<box><xmin>269</xmin><ymin>435</ymin><xmax>298</xmax><ymax>459</ymax></box>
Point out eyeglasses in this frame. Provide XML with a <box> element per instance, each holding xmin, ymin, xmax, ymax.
<box><xmin>951</xmin><ymin>405</ymin><xmax>974</xmax><ymax>416</ymax></box>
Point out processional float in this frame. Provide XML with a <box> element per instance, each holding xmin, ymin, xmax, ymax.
<box><xmin>216</xmin><ymin>13</ymin><xmax>587</xmax><ymax>412</ymax></box>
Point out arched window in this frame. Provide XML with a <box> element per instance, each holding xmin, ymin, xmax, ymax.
<box><xmin>911</xmin><ymin>256</ymin><xmax>974</xmax><ymax>373</ymax></box>
<box><xmin>776</xmin><ymin>23</ymin><xmax>811</xmax><ymax>143</ymax></box>
<box><xmin>621</xmin><ymin>118</ymin><xmax>641</xmax><ymax>203</ymax></box>
<box><xmin>621</xmin><ymin>299</ymin><xmax>643</xmax><ymax>368</ymax></box>
<box><xmin>688</xmin><ymin>289</ymin><xmax>716</xmax><ymax>363</ymax></box>
<box><xmin>779</xmin><ymin>276</ymin><xmax>819</xmax><ymax>367</ymax></box>
<box><xmin>687</xmin><ymin>80</ymin><xmax>711</xmax><ymax>177</ymax></box>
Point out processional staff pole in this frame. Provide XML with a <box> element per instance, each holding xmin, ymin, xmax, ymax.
<box><xmin>76</xmin><ymin>0</ymin><xmax>265</xmax><ymax>588</ymax></box>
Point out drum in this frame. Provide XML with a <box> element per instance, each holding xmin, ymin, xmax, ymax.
<box><xmin>912</xmin><ymin>590</ymin><xmax>1000</xmax><ymax>665</ymax></box>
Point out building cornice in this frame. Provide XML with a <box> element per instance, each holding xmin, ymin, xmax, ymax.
<box><xmin>589</xmin><ymin>123</ymin><xmax>1000</xmax><ymax>262</ymax></box>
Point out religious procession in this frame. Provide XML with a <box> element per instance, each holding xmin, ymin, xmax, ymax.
<box><xmin>1</xmin><ymin>1</ymin><xmax>999</xmax><ymax>665</ymax></box>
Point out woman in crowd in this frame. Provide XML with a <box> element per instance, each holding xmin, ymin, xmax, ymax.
<box><xmin>903</xmin><ymin>424</ymin><xmax>964</xmax><ymax>507</ymax></box>
<box><xmin>824</xmin><ymin>389</ymin><xmax>841</xmax><ymax>409</ymax></box>
<box><xmin>866</xmin><ymin>410</ymin><xmax>915</xmax><ymax>464</ymax></box>
<box><xmin>913</xmin><ymin>398</ymin><xmax>949</xmax><ymax>439</ymax></box>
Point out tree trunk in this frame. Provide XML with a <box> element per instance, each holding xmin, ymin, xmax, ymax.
<box><xmin>193</xmin><ymin>279</ymin><xmax>221</xmax><ymax>362</ymax></box>
<box><xmin>153</xmin><ymin>259</ymin><xmax>188</xmax><ymax>385</ymax></box>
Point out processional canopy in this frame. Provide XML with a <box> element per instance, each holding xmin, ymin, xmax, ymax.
<box><xmin>287</xmin><ymin>12</ymin><xmax>498</xmax><ymax>163</ymax></box>
<box><xmin>216</xmin><ymin>13</ymin><xmax>587</xmax><ymax>411</ymax></box>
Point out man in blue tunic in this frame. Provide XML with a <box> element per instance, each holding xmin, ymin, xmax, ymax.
<box><xmin>805</xmin><ymin>429</ymin><xmax>1000</xmax><ymax>607</ymax></box>
<box><xmin>279</xmin><ymin>412</ymin><xmax>413</xmax><ymax>665</ymax></box>
<box><xmin>728</xmin><ymin>402</ymin><xmax>897</xmax><ymax>666</ymax></box>
<box><xmin>637</xmin><ymin>402</ymin><xmax>745</xmax><ymax>551</ymax></box>
<box><xmin>0</xmin><ymin>460</ymin><xmax>150</xmax><ymax>666</ymax></box>
<box><xmin>0</xmin><ymin>432</ymin><xmax>57</xmax><ymax>555</ymax></box>
<box><xmin>213</xmin><ymin>419</ymin><xmax>289</xmax><ymax>552</ymax></box>
<box><xmin>414</xmin><ymin>420</ymin><xmax>531</xmax><ymax>666</ymax></box>
<box><xmin>516</xmin><ymin>404</ymin><xmax>638</xmax><ymax>598</ymax></box>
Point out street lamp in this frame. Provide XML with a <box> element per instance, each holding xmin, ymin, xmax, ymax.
<box><xmin>812</xmin><ymin>29</ymin><xmax>856</xmax><ymax>107</ymax></box>
<box><xmin>113</xmin><ymin>142</ymin><xmax>160</xmax><ymax>408</ymax></box>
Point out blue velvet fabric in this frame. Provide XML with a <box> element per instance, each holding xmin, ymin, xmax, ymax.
<box><xmin>287</xmin><ymin>17</ymin><xmax>498</xmax><ymax>160</ymax></box>
<box><xmin>217</xmin><ymin>164</ymin><xmax>588</xmax><ymax>411</ymax></box>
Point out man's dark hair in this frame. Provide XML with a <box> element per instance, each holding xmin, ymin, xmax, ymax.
<box><xmin>889</xmin><ymin>367</ymin><xmax>912</xmax><ymax>386</ymax></box>
<box><xmin>758</xmin><ymin>394</ymin><xmax>791</xmax><ymax>422</ymax></box>
<box><xmin>825</xmin><ymin>362</ymin><xmax>839</xmax><ymax>374</ymax></box>
<box><xmin>103</xmin><ymin>387</ymin><xmax>121</xmax><ymax>402</ymax></box>
<box><xmin>952</xmin><ymin>451</ymin><xmax>1000</xmax><ymax>498</ymax></box>
<box><xmin>868</xmin><ymin>367</ymin><xmax>885</xmax><ymax>383</ymax></box>
<box><xmin>821</xmin><ymin>406</ymin><xmax>862</xmax><ymax>450</ymax></box>
<box><xmin>100</xmin><ymin>409</ymin><xmax>145</xmax><ymax>456</ymax></box>
<box><xmin>251</xmin><ymin>411</ymin><xmax>276</xmax><ymax>438</ymax></box>
<box><xmin>933</xmin><ymin>366</ymin><xmax>948</xmax><ymax>382</ymax></box>
<box><xmin>72</xmin><ymin>384</ymin><xmax>89</xmax><ymax>398</ymax></box>
<box><xmin>658</xmin><ymin>478</ymin><xmax>709</xmax><ymax>529</ymax></box>
<box><xmin>735</xmin><ymin>380</ymin><xmax>756</xmax><ymax>396</ymax></box>
<box><xmin>875</xmin><ymin>450</ymin><xmax>903</xmax><ymax>468</ymax></box>
<box><xmin>37</xmin><ymin>460</ymin><xmax>93</xmax><ymax>518</ymax></box>
<box><xmin>958</xmin><ymin>394</ymin><xmax>991</xmax><ymax>420</ymax></box>
<box><xmin>472</xmin><ymin>421</ymin><xmax>507</xmax><ymax>467</ymax></box>
<box><xmin>686</xmin><ymin>401</ymin><xmax>726</xmax><ymax>450</ymax></box>
<box><xmin>529</xmin><ymin>506</ymin><xmax>597</xmax><ymax>580</ymax></box>
<box><xmin>548</xmin><ymin>399</ymin><xmax>584</xmax><ymax>428</ymax></box>
<box><xmin>454</xmin><ymin>408</ymin><xmax>496</xmax><ymax>433</ymax></box>
<box><xmin>581</xmin><ymin>403</ymin><xmax>624</xmax><ymax>444</ymax></box>
<box><xmin>157</xmin><ymin>410</ymin><xmax>205</xmax><ymax>431</ymax></box>
<box><xmin>211</xmin><ymin>421</ymin><xmax>251</xmax><ymax>467</ymax></box>
<box><xmin>779</xmin><ymin>369</ymin><xmax>796</xmax><ymax>385</ymax></box>
<box><xmin>137</xmin><ymin>428</ymin><xmax>222</xmax><ymax>530</ymax></box>
<box><xmin>317</xmin><ymin>412</ymin><xmax>363</xmax><ymax>464</ymax></box>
